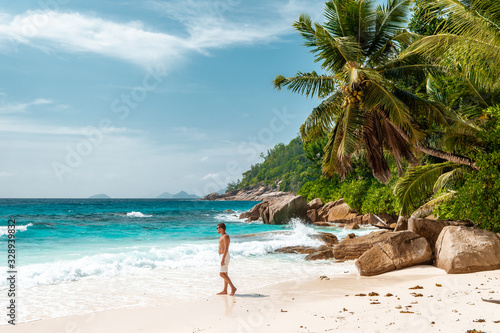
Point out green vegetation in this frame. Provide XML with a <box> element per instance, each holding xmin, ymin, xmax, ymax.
<box><xmin>228</xmin><ymin>137</ymin><xmax>318</xmax><ymax>193</ymax></box>
<box><xmin>435</xmin><ymin>106</ymin><xmax>500</xmax><ymax>232</ymax></box>
<box><xmin>230</xmin><ymin>0</ymin><xmax>500</xmax><ymax>232</ymax></box>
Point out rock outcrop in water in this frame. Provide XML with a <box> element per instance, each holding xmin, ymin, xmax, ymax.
<box><xmin>203</xmin><ymin>183</ymin><xmax>292</xmax><ymax>201</ymax></box>
<box><xmin>238</xmin><ymin>195</ymin><xmax>500</xmax><ymax>276</ymax></box>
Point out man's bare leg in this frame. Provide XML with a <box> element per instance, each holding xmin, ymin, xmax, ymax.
<box><xmin>219</xmin><ymin>273</ymin><xmax>237</xmax><ymax>296</ymax></box>
<box><xmin>217</xmin><ymin>277</ymin><xmax>228</xmax><ymax>295</ymax></box>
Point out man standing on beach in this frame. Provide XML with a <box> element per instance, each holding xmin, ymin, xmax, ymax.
<box><xmin>217</xmin><ymin>223</ymin><xmax>237</xmax><ymax>296</ymax></box>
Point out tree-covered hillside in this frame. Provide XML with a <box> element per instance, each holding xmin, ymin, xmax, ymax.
<box><xmin>228</xmin><ymin>137</ymin><xmax>319</xmax><ymax>193</ymax></box>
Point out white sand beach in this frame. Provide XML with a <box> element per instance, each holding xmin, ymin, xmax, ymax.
<box><xmin>3</xmin><ymin>266</ymin><xmax>499</xmax><ymax>333</ymax></box>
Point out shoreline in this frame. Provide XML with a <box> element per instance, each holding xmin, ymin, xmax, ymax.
<box><xmin>3</xmin><ymin>266</ymin><xmax>499</xmax><ymax>332</ymax></box>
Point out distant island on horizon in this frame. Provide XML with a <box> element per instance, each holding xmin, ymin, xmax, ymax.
<box><xmin>88</xmin><ymin>194</ymin><xmax>111</xmax><ymax>199</ymax></box>
<box><xmin>156</xmin><ymin>191</ymin><xmax>200</xmax><ymax>199</ymax></box>
<box><xmin>86</xmin><ymin>191</ymin><xmax>202</xmax><ymax>199</ymax></box>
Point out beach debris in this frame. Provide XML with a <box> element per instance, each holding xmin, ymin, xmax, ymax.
<box><xmin>409</xmin><ymin>285</ymin><xmax>424</xmax><ymax>289</ymax></box>
<box><xmin>466</xmin><ymin>330</ymin><xmax>485</xmax><ymax>333</ymax></box>
<box><xmin>494</xmin><ymin>320</ymin><xmax>500</xmax><ymax>323</ymax></box>
<box><xmin>482</xmin><ymin>298</ymin><xmax>500</xmax><ymax>304</ymax></box>
<box><xmin>280</xmin><ymin>309</ymin><xmax>288</xmax><ymax>312</ymax></box>
<box><xmin>368</xmin><ymin>292</ymin><xmax>379</xmax><ymax>296</ymax></box>
<box><xmin>473</xmin><ymin>319</ymin><xmax>485</xmax><ymax>323</ymax></box>
<box><xmin>342</xmin><ymin>308</ymin><xmax>348</xmax><ymax>312</ymax></box>
<box><xmin>355</xmin><ymin>293</ymin><xmax>367</xmax><ymax>296</ymax></box>
<box><xmin>319</xmin><ymin>275</ymin><xmax>330</xmax><ymax>280</ymax></box>
<box><xmin>436</xmin><ymin>283</ymin><xmax>442</xmax><ymax>287</ymax></box>
<box><xmin>370</xmin><ymin>302</ymin><xmax>381</xmax><ymax>304</ymax></box>
<box><xmin>410</xmin><ymin>293</ymin><xmax>423</xmax><ymax>297</ymax></box>
<box><xmin>400</xmin><ymin>310</ymin><xmax>414</xmax><ymax>314</ymax></box>
<box><xmin>395</xmin><ymin>305</ymin><xmax>402</xmax><ymax>309</ymax></box>
<box><xmin>431</xmin><ymin>321</ymin><xmax>435</xmax><ymax>325</ymax></box>
<box><xmin>385</xmin><ymin>293</ymin><xmax>393</xmax><ymax>297</ymax></box>
<box><xmin>411</xmin><ymin>301</ymin><xmax>418</xmax><ymax>304</ymax></box>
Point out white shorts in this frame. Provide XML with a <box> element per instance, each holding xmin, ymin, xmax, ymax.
<box><xmin>219</xmin><ymin>254</ymin><xmax>230</xmax><ymax>273</ymax></box>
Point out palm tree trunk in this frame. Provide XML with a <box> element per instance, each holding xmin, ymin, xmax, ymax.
<box><xmin>413</xmin><ymin>145</ymin><xmax>478</xmax><ymax>170</ymax></box>
<box><xmin>386</xmin><ymin>118</ymin><xmax>479</xmax><ymax>170</ymax></box>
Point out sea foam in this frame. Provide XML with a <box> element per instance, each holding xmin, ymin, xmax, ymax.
<box><xmin>0</xmin><ymin>220</ymin><xmax>327</xmax><ymax>290</ymax></box>
<box><xmin>0</xmin><ymin>223</ymin><xmax>33</xmax><ymax>237</ymax></box>
<box><xmin>126</xmin><ymin>211</ymin><xmax>152</xmax><ymax>218</ymax></box>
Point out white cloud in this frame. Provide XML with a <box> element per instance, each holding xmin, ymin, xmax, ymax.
<box><xmin>0</xmin><ymin>172</ymin><xmax>13</xmax><ymax>177</ymax></box>
<box><xmin>0</xmin><ymin>98</ymin><xmax>52</xmax><ymax>114</ymax></box>
<box><xmin>201</xmin><ymin>173</ymin><xmax>220</xmax><ymax>180</ymax></box>
<box><xmin>0</xmin><ymin>117</ymin><xmax>140</xmax><ymax>136</ymax></box>
<box><xmin>0</xmin><ymin>0</ymin><xmax>323</xmax><ymax>68</ymax></box>
<box><xmin>0</xmin><ymin>10</ymin><xmax>188</xmax><ymax>69</ymax></box>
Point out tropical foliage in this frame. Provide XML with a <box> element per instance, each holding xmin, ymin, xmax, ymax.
<box><xmin>394</xmin><ymin>0</ymin><xmax>500</xmax><ymax>231</ymax></box>
<box><xmin>231</xmin><ymin>0</ymin><xmax>500</xmax><ymax>232</ymax></box>
<box><xmin>434</xmin><ymin>106</ymin><xmax>500</xmax><ymax>232</ymax></box>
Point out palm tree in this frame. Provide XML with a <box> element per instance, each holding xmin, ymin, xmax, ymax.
<box><xmin>274</xmin><ymin>0</ymin><xmax>475</xmax><ymax>184</ymax></box>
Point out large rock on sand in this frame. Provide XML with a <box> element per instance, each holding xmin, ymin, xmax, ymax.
<box><xmin>266</xmin><ymin>195</ymin><xmax>310</xmax><ymax>225</ymax></box>
<box><xmin>333</xmin><ymin>230</ymin><xmax>397</xmax><ymax>260</ymax></box>
<box><xmin>408</xmin><ymin>217</ymin><xmax>473</xmax><ymax>254</ymax></box>
<box><xmin>355</xmin><ymin>231</ymin><xmax>432</xmax><ymax>276</ymax></box>
<box><xmin>435</xmin><ymin>226</ymin><xmax>500</xmax><ymax>274</ymax></box>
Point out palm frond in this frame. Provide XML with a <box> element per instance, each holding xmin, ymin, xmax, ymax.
<box><xmin>394</xmin><ymin>162</ymin><xmax>456</xmax><ymax>215</ymax></box>
<box><xmin>367</xmin><ymin>0</ymin><xmax>413</xmax><ymax>59</ymax></box>
<box><xmin>411</xmin><ymin>191</ymin><xmax>455</xmax><ymax>218</ymax></box>
<box><xmin>433</xmin><ymin>164</ymin><xmax>466</xmax><ymax>192</ymax></box>
<box><xmin>273</xmin><ymin>71</ymin><xmax>336</xmax><ymax>98</ymax></box>
<box><xmin>381</xmin><ymin>117</ymin><xmax>416</xmax><ymax>168</ymax></box>
<box><xmin>361</xmin><ymin>78</ymin><xmax>421</xmax><ymax>142</ymax></box>
<box><xmin>392</xmin><ymin>87</ymin><xmax>448</xmax><ymax>125</ymax></box>
<box><xmin>363</xmin><ymin>112</ymin><xmax>392</xmax><ymax>183</ymax></box>
<box><xmin>322</xmin><ymin>119</ymin><xmax>351</xmax><ymax>178</ymax></box>
<box><xmin>293</xmin><ymin>13</ymin><xmax>319</xmax><ymax>49</ymax></box>
<box><xmin>441</xmin><ymin>120</ymin><xmax>482</xmax><ymax>154</ymax></box>
<box><xmin>338</xmin><ymin>102</ymin><xmax>365</xmax><ymax>159</ymax></box>
<box><xmin>300</xmin><ymin>92</ymin><xmax>343</xmax><ymax>141</ymax></box>
<box><xmin>313</xmin><ymin>25</ymin><xmax>363</xmax><ymax>71</ymax></box>
<box><xmin>403</xmin><ymin>0</ymin><xmax>500</xmax><ymax>90</ymax></box>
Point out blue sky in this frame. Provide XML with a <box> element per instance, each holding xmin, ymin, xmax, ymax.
<box><xmin>0</xmin><ymin>0</ymin><xmax>331</xmax><ymax>198</ymax></box>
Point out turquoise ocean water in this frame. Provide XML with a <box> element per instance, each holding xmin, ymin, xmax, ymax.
<box><xmin>0</xmin><ymin>199</ymin><xmax>376</xmax><ymax>324</ymax></box>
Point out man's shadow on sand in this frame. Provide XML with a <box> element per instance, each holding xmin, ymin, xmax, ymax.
<box><xmin>233</xmin><ymin>293</ymin><xmax>269</xmax><ymax>298</ymax></box>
